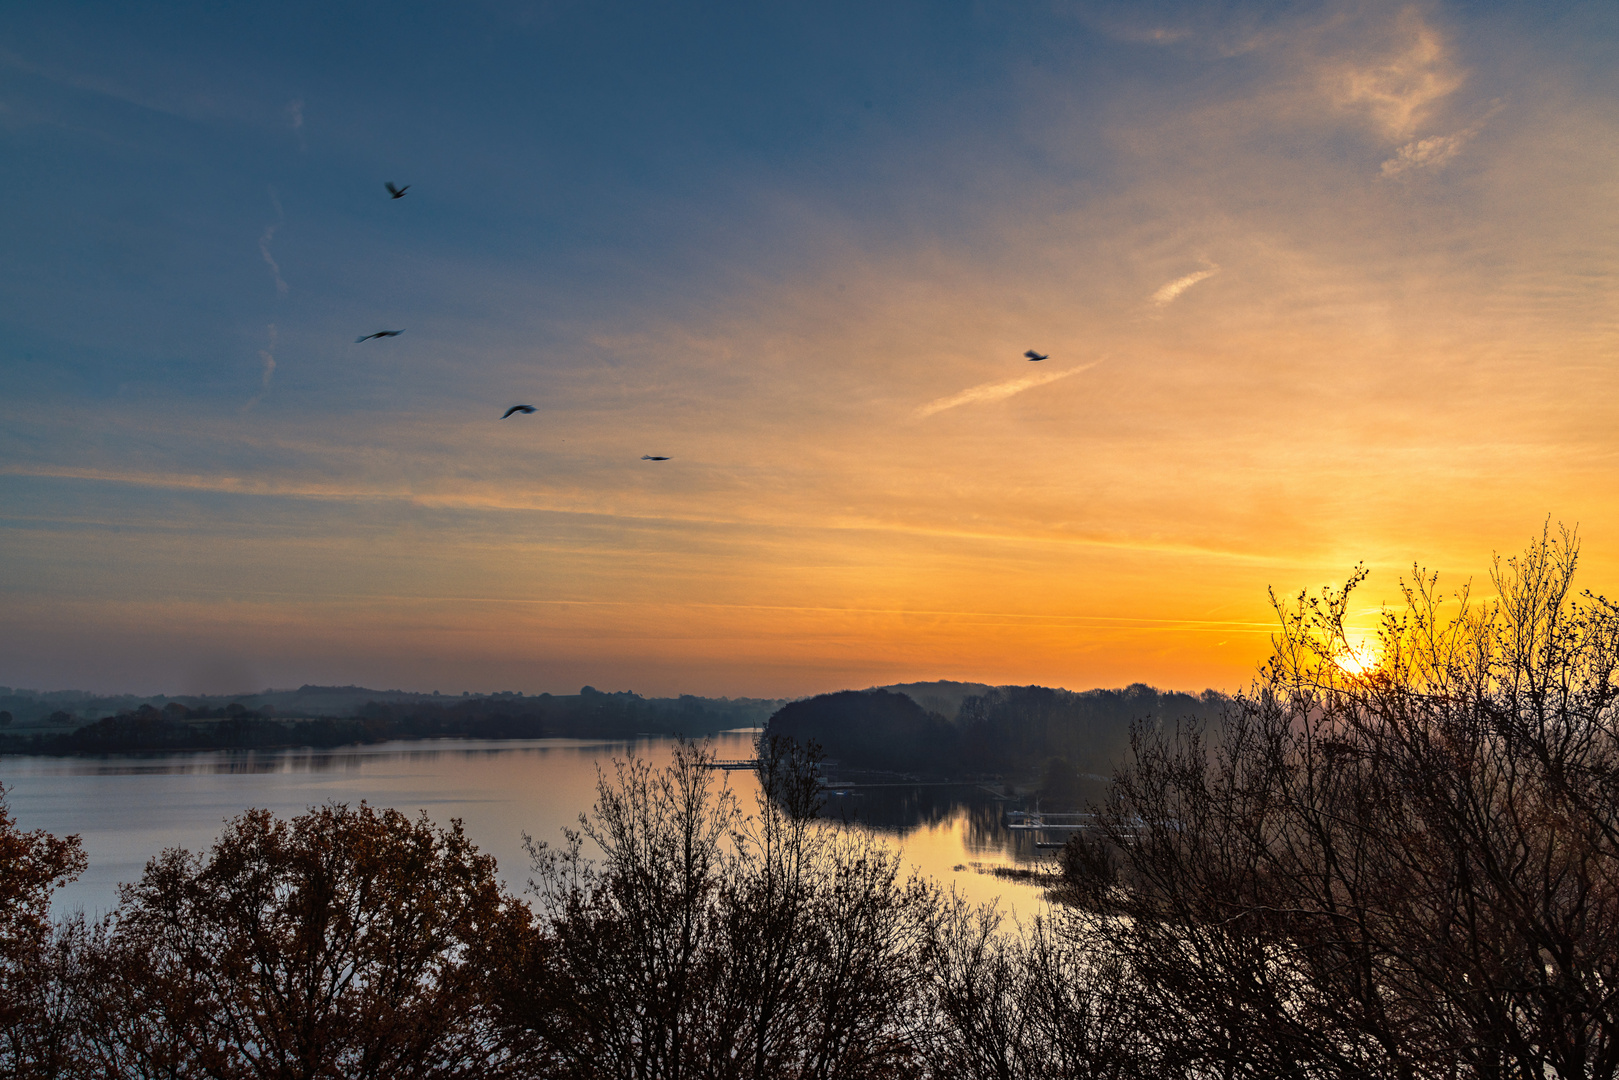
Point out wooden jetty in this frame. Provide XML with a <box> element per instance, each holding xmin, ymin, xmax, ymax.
<box><xmin>1004</xmin><ymin>810</ymin><xmax>1097</xmax><ymax>832</ymax></box>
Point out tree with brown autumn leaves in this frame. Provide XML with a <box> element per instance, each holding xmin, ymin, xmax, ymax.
<box><xmin>76</xmin><ymin>802</ymin><xmax>536</xmax><ymax>1080</ymax></box>
<box><xmin>0</xmin><ymin>782</ymin><xmax>87</xmax><ymax>1080</ymax></box>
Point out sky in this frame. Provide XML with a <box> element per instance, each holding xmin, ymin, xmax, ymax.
<box><xmin>1</xmin><ymin>0</ymin><xmax>1616</xmax><ymax>699</ymax></box>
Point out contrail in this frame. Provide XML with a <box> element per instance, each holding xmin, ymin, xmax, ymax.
<box><xmin>917</xmin><ymin>362</ymin><xmax>1099</xmax><ymax>418</ymax></box>
<box><xmin>1151</xmin><ymin>264</ymin><xmax>1219</xmax><ymax>306</ymax></box>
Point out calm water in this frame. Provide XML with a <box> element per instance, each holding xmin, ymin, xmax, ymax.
<box><xmin>0</xmin><ymin>731</ymin><xmax>1066</xmax><ymax>921</ymax></box>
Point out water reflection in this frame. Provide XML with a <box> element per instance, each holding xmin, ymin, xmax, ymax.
<box><xmin>821</xmin><ymin>777</ymin><xmax>1111</xmax><ymax>859</ymax></box>
<box><xmin>6</xmin><ymin>737</ymin><xmax>711</xmax><ymax>777</ymax></box>
<box><xmin>0</xmin><ymin>734</ymin><xmax>1077</xmax><ymax>921</ymax></box>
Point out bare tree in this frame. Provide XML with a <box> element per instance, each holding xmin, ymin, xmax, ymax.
<box><xmin>910</xmin><ymin>898</ymin><xmax>1145</xmax><ymax>1080</ymax></box>
<box><xmin>518</xmin><ymin>738</ymin><xmax>935</xmax><ymax>1079</ymax></box>
<box><xmin>1064</xmin><ymin>524</ymin><xmax>1619</xmax><ymax>1079</ymax></box>
<box><xmin>521</xmin><ymin>739</ymin><xmax>738</xmax><ymax>1079</ymax></box>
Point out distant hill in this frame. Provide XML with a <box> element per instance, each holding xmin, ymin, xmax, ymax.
<box><xmin>869</xmin><ymin>681</ymin><xmax>997</xmax><ymax>718</ymax></box>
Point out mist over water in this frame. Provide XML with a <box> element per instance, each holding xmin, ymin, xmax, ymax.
<box><xmin>0</xmin><ymin>732</ymin><xmax>1062</xmax><ymax>921</ymax></box>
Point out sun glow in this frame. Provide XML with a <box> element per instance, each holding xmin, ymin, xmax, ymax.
<box><xmin>1337</xmin><ymin>641</ymin><xmax>1380</xmax><ymax>677</ymax></box>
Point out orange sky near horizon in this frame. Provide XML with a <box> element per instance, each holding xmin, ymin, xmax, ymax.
<box><xmin>2</xmin><ymin>2</ymin><xmax>1616</xmax><ymax>698</ymax></box>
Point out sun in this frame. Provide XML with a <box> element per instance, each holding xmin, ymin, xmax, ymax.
<box><xmin>1337</xmin><ymin>641</ymin><xmax>1379</xmax><ymax>676</ymax></box>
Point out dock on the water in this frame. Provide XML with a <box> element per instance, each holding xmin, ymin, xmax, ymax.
<box><xmin>1004</xmin><ymin>810</ymin><xmax>1097</xmax><ymax>832</ymax></box>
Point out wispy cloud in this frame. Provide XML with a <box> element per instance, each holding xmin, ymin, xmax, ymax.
<box><xmin>258</xmin><ymin>225</ymin><xmax>287</xmax><ymax>295</ymax></box>
<box><xmin>1327</xmin><ymin>10</ymin><xmax>1462</xmax><ymax>137</ymax></box>
<box><xmin>1380</xmin><ymin>129</ymin><xmax>1469</xmax><ymax>178</ymax></box>
<box><xmin>1099</xmin><ymin>23</ymin><xmax>1193</xmax><ymax>47</ymax></box>
<box><xmin>0</xmin><ymin>460</ymin><xmax>1282</xmax><ymax>564</ymax></box>
<box><xmin>260</xmin><ymin>325</ymin><xmax>277</xmax><ymax>389</ymax></box>
<box><xmin>1071</xmin><ymin>4</ymin><xmax>1285</xmax><ymax>59</ymax></box>
<box><xmin>916</xmin><ymin>362</ymin><xmax>1098</xmax><ymax>418</ymax></box>
<box><xmin>286</xmin><ymin>99</ymin><xmax>305</xmax><ymax>151</ymax></box>
<box><xmin>259</xmin><ymin>187</ymin><xmax>288</xmax><ymax>296</ymax></box>
<box><xmin>1151</xmin><ymin>264</ymin><xmax>1219</xmax><ymax>307</ymax></box>
<box><xmin>1380</xmin><ymin>107</ymin><xmax>1499</xmax><ymax>178</ymax></box>
<box><xmin>242</xmin><ymin>324</ymin><xmax>277</xmax><ymax>411</ymax></box>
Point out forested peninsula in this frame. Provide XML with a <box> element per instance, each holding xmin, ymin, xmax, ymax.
<box><xmin>763</xmin><ymin>681</ymin><xmax>1228</xmax><ymax>794</ymax></box>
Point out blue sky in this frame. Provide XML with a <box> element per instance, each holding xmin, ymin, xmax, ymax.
<box><xmin>3</xmin><ymin>1</ymin><xmax>1617</xmax><ymax>696</ymax></box>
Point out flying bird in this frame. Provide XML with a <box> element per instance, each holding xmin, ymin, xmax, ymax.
<box><xmin>502</xmin><ymin>405</ymin><xmax>537</xmax><ymax>419</ymax></box>
<box><xmin>1024</xmin><ymin>350</ymin><xmax>1048</xmax><ymax>361</ymax></box>
<box><xmin>641</xmin><ymin>455</ymin><xmax>670</xmax><ymax>461</ymax></box>
<box><xmin>355</xmin><ymin>330</ymin><xmax>404</xmax><ymax>342</ymax></box>
<box><xmin>385</xmin><ymin>182</ymin><xmax>409</xmax><ymax>199</ymax></box>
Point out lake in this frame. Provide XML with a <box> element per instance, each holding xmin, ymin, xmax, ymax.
<box><xmin>0</xmin><ymin>730</ymin><xmax>1071</xmax><ymax>921</ymax></box>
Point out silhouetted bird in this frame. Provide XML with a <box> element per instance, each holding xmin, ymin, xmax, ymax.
<box><xmin>356</xmin><ymin>330</ymin><xmax>404</xmax><ymax>342</ymax></box>
<box><xmin>641</xmin><ymin>455</ymin><xmax>670</xmax><ymax>461</ymax></box>
<box><xmin>502</xmin><ymin>405</ymin><xmax>537</xmax><ymax>419</ymax></box>
<box><xmin>385</xmin><ymin>182</ymin><xmax>410</xmax><ymax>199</ymax></box>
<box><xmin>1024</xmin><ymin>350</ymin><xmax>1048</xmax><ymax>361</ymax></box>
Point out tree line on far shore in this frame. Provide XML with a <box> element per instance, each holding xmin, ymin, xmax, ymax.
<box><xmin>0</xmin><ymin>688</ymin><xmax>781</xmax><ymax>757</ymax></box>
<box><xmin>4</xmin><ymin>527</ymin><xmax>1618</xmax><ymax>1079</ymax></box>
<box><xmin>0</xmin><ymin>675</ymin><xmax>1228</xmax><ymax>805</ymax></box>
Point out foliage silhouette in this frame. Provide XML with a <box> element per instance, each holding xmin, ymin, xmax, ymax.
<box><xmin>1064</xmin><ymin>524</ymin><xmax>1619</xmax><ymax>1079</ymax></box>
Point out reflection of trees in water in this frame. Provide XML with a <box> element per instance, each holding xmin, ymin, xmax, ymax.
<box><xmin>53</xmin><ymin>752</ymin><xmax>292</xmax><ymax>777</ymax></box>
<box><xmin>818</xmin><ymin>784</ymin><xmax>981</xmax><ymax>832</ymax></box>
<box><xmin>815</xmin><ymin>779</ymin><xmax>1117</xmax><ymax>865</ymax></box>
<box><xmin>41</xmin><ymin>732</ymin><xmax>767</xmax><ymax>782</ymax></box>
<box><xmin>817</xmin><ymin>785</ymin><xmax>1061</xmax><ymax>865</ymax></box>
